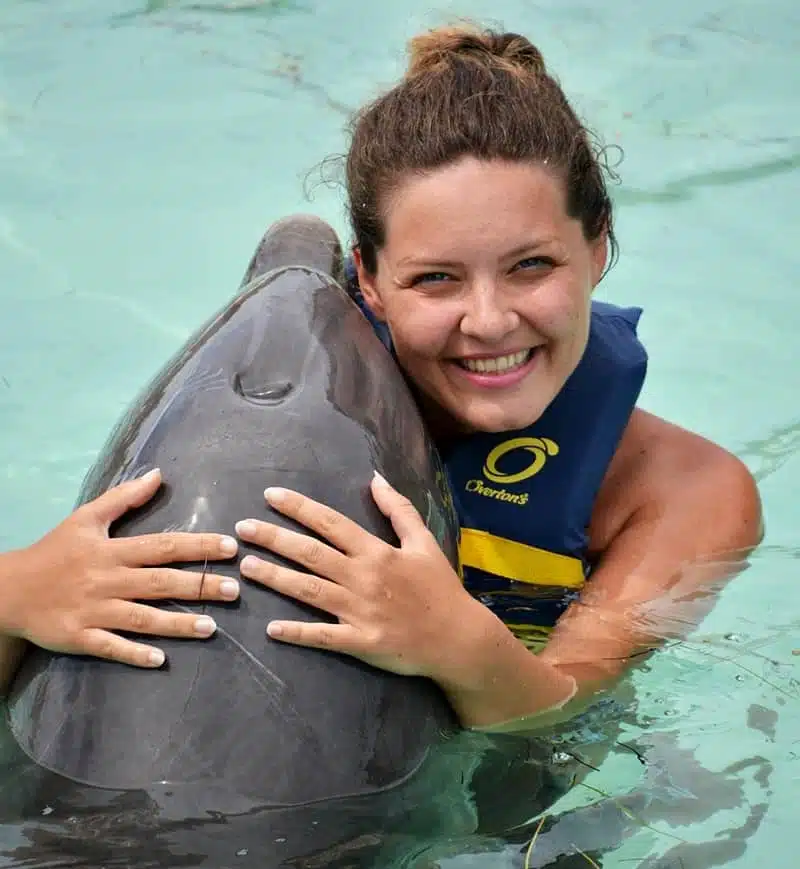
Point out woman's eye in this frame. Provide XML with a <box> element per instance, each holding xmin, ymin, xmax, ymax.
<box><xmin>515</xmin><ymin>256</ymin><xmax>554</xmax><ymax>271</ymax></box>
<box><xmin>410</xmin><ymin>272</ymin><xmax>452</xmax><ymax>286</ymax></box>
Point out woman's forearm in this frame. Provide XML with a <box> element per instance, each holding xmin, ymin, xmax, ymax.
<box><xmin>433</xmin><ymin>602</ymin><xmax>580</xmax><ymax>731</ymax></box>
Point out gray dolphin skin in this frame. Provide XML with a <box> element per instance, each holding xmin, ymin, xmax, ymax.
<box><xmin>1</xmin><ymin>216</ymin><xmax>467</xmax><ymax>867</ymax></box>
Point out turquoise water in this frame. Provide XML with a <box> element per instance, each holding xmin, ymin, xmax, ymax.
<box><xmin>1</xmin><ymin>0</ymin><xmax>798</xmax><ymax>866</ymax></box>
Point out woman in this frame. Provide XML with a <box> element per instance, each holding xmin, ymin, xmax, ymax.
<box><xmin>0</xmin><ymin>25</ymin><xmax>762</xmax><ymax>731</ymax></box>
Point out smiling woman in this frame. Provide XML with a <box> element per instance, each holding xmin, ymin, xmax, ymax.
<box><xmin>0</xmin><ymin>21</ymin><xmax>763</xmax><ymax>736</ymax></box>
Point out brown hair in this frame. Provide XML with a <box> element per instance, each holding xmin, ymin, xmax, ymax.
<box><xmin>345</xmin><ymin>23</ymin><xmax>618</xmax><ymax>276</ymax></box>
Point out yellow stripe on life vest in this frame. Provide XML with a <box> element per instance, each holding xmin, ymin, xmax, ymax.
<box><xmin>459</xmin><ymin>527</ymin><xmax>585</xmax><ymax>589</ymax></box>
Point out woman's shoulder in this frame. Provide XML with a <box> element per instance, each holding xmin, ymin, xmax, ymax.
<box><xmin>588</xmin><ymin>408</ymin><xmax>763</xmax><ymax>558</ymax></box>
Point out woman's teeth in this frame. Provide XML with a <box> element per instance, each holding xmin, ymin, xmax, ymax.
<box><xmin>460</xmin><ymin>349</ymin><xmax>532</xmax><ymax>374</ymax></box>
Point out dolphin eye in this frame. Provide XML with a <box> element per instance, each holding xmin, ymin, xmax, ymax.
<box><xmin>233</xmin><ymin>373</ymin><xmax>293</xmax><ymax>404</ymax></box>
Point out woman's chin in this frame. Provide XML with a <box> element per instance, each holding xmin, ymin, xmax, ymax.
<box><xmin>452</xmin><ymin>400</ymin><xmax>544</xmax><ymax>434</ymax></box>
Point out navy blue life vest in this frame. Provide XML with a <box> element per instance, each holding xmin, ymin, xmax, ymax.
<box><xmin>344</xmin><ymin>260</ymin><xmax>648</xmax><ymax>648</ymax></box>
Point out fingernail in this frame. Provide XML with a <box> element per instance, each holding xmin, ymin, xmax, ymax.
<box><xmin>235</xmin><ymin>520</ymin><xmax>257</xmax><ymax>537</ymax></box>
<box><xmin>267</xmin><ymin>622</ymin><xmax>284</xmax><ymax>638</ymax></box>
<box><xmin>220</xmin><ymin>579</ymin><xmax>240</xmax><ymax>600</ymax></box>
<box><xmin>142</xmin><ymin>468</ymin><xmax>160</xmax><ymax>482</ymax></box>
<box><xmin>220</xmin><ymin>536</ymin><xmax>238</xmax><ymax>556</ymax></box>
<box><xmin>372</xmin><ymin>471</ymin><xmax>390</xmax><ymax>487</ymax></box>
<box><xmin>241</xmin><ymin>555</ymin><xmax>261</xmax><ymax>572</ymax></box>
<box><xmin>264</xmin><ymin>487</ymin><xmax>286</xmax><ymax>504</ymax></box>
<box><xmin>194</xmin><ymin>616</ymin><xmax>217</xmax><ymax>637</ymax></box>
<box><xmin>148</xmin><ymin>648</ymin><xmax>165</xmax><ymax>667</ymax></box>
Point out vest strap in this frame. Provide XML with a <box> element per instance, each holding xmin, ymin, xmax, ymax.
<box><xmin>459</xmin><ymin>527</ymin><xmax>585</xmax><ymax>588</ymax></box>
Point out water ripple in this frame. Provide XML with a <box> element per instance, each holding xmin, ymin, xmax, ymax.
<box><xmin>616</xmin><ymin>152</ymin><xmax>800</xmax><ymax>206</ymax></box>
<box><xmin>739</xmin><ymin>419</ymin><xmax>800</xmax><ymax>483</ymax></box>
<box><xmin>110</xmin><ymin>0</ymin><xmax>311</xmax><ymax>28</ymax></box>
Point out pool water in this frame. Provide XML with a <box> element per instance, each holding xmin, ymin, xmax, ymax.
<box><xmin>1</xmin><ymin>1</ymin><xmax>798</xmax><ymax>866</ymax></box>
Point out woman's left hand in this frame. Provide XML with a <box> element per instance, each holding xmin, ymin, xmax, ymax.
<box><xmin>234</xmin><ymin>472</ymin><xmax>482</xmax><ymax>680</ymax></box>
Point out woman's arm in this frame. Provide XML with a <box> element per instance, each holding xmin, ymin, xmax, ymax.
<box><xmin>538</xmin><ymin>409</ymin><xmax>763</xmax><ymax>684</ymax></box>
<box><xmin>441</xmin><ymin>408</ymin><xmax>763</xmax><ymax>729</ymax></box>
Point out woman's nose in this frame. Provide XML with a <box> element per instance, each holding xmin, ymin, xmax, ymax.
<box><xmin>459</xmin><ymin>281</ymin><xmax>519</xmax><ymax>343</ymax></box>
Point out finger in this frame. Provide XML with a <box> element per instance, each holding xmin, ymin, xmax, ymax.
<box><xmin>267</xmin><ymin>619</ymin><xmax>366</xmax><ymax>654</ymax></box>
<box><xmin>79</xmin><ymin>628</ymin><xmax>166</xmax><ymax>669</ymax></box>
<box><xmin>102</xmin><ymin>601</ymin><xmax>219</xmax><ymax>640</ymax></box>
<box><xmin>370</xmin><ymin>472</ymin><xmax>425</xmax><ymax>544</ymax></box>
<box><xmin>85</xmin><ymin>468</ymin><xmax>163</xmax><ymax>528</ymax></box>
<box><xmin>114</xmin><ymin>567</ymin><xmax>240</xmax><ymax>602</ymax></box>
<box><xmin>240</xmin><ymin>555</ymin><xmax>353</xmax><ymax>615</ymax></box>
<box><xmin>235</xmin><ymin>519</ymin><xmax>349</xmax><ymax>577</ymax></box>
<box><xmin>112</xmin><ymin>532</ymin><xmax>238</xmax><ymax>566</ymax></box>
<box><xmin>261</xmin><ymin>487</ymin><xmax>371</xmax><ymax>554</ymax></box>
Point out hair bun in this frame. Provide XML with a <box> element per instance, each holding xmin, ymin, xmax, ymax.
<box><xmin>489</xmin><ymin>32</ymin><xmax>546</xmax><ymax>74</ymax></box>
<box><xmin>407</xmin><ymin>25</ymin><xmax>547</xmax><ymax>78</ymax></box>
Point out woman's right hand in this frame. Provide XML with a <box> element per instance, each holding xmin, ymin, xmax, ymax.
<box><xmin>0</xmin><ymin>468</ymin><xmax>240</xmax><ymax>668</ymax></box>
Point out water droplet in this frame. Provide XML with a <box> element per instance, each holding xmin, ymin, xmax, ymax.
<box><xmin>41</xmin><ymin>806</ymin><xmax>53</xmax><ymax>816</ymax></box>
<box><xmin>236</xmin><ymin>849</ymin><xmax>249</xmax><ymax>857</ymax></box>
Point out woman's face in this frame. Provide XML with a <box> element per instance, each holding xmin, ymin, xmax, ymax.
<box><xmin>354</xmin><ymin>157</ymin><xmax>608</xmax><ymax>434</ymax></box>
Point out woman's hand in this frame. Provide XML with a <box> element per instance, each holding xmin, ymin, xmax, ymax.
<box><xmin>235</xmin><ymin>472</ymin><xmax>484</xmax><ymax>681</ymax></box>
<box><xmin>0</xmin><ymin>468</ymin><xmax>241</xmax><ymax>669</ymax></box>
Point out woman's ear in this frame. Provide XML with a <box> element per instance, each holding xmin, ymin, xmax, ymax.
<box><xmin>590</xmin><ymin>231</ymin><xmax>609</xmax><ymax>289</ymax></box>
<box><xmin>352</xmin><ymin>246</ymin><xmax>386</xmax><ymax>320</ymax></box>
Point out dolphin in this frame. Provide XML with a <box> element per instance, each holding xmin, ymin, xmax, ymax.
<box><xmin>1</xmin><ymin>215</ymin><xmax>470</xmax><ymax>867</ymax></box>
